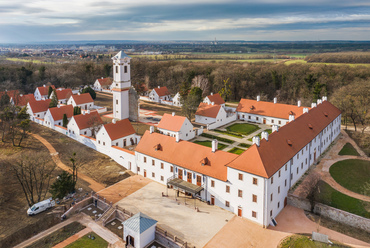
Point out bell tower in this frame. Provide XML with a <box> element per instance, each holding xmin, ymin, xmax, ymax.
<box><xmin>112</xmin><ymin>51</ymin><xmax>131</xmax><ymax>120</ymax></box>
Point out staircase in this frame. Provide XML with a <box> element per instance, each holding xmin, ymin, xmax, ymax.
<box><xmin>97</xmin><ymin>206</ymin><xmax>115</xmax><ymax>225</ymax></box>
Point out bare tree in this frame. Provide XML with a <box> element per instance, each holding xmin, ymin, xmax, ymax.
<box><xmin>298</xmin><ymin>171</ymin><xmax>321</xmax><ymax>212</ymax></box>
<box><xmin>87</xmin><ymin>115</ymin><xmax>103</xmax><ymax>138</ymax></box>
<box><xmin>67</xmin><ymin>147</ymin><xmax>90</xmax><ymax>188</ymax></box>
<box><xmin>4</xmin><ymin>151</ymin><xmax>56</xmax><ymax>206</ymax></box>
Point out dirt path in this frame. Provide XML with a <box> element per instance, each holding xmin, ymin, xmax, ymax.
<box><xmin>32</xmin><ymin>134</ymin><xmax>105</xmax><ymax>192</ymax></box>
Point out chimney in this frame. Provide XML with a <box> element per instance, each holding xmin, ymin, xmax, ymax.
<box><xmin>43</xmin><ymin>84</ymin><xmax>46</xmax><ymax>87</ymax></box>
<box><xmin>317</xmin><ymin>99</ymin><xmax>322</xmax><ymax>105</ymax></box>
<box><xmin>211</xmin><ymin>92</ymin><xmax>213</xmax><ymax>95</ymax></box>
<box><xmin>176</xmin><ymin>133</ymin><xmax>180</xmax><ymax>143</ymax></box>
<box><xmin>83</xmin><ymin>111</ymin><xmax>86</xmax><ymax>115</ymax></box>
<box><xmin>211</xmin><ymin>102</ymin><xmax>215</xmax><ymax>105</ymax></box>
<box><xmin>303</xmin><ymin>108</ymin><xmax>309</xmax><ymax>114</ymax></box>
<box><xmin>87</xmin><ymin>110</ymin><xmax>90</xmax><ymax>114</ymax></box>
<box><xmin>112</xmin><ymin>119</ymin><xmax>116</xmax><ymax>124</ymax></box>
<box><xmin>322</xmin><ymin>96</ymin><xmax>327</xmax><ymax>101</ymax></box>
<box><xmin>257</xmin><ymin>95</ymin><xmax>260</xmax><ymax>102</ymax></box>
<box><xmin>57</xmin><ymin>104</ymin><xmax>60</xmax><ymax>108</ymax></box>
<box><xmin>158</xmin><ymin>86</ymin><xmax>160</xmax><ymax>88</ymax></box>
<box><xmin>261</xmin><ymin>131</ymin><xmax>269</xmax><ymax>141</ymax></box>
<box><xmin>272</xmin><ymin>124</ymin><xmax>279</xmax><ymax>133</ymax></box>
<box><xmin>78</xmin><ymin>92</ymin><xmax>80</xmax><ymax>95</ymax></box>
<box><xmin>172</xmin><ymin>112</ymin><xmax>175</xmax><ymax>116</ymax></box>
<box><xmin>289</xmin><ymin>114</ymin><xmax>295</xmax><ymax>122</ymax></box>
<box><xmin>297</xmin><ymin>100</ymin><xmax>301</xmax><ymax>107</ymax></box>
<box><xmin>212</xmin><ymin>139</ymin><xmax>218</xmax><ymax>153</ymax></box>
<box><xmin>20</xmin><ymin>94</ymin><xmax>23</xmax><ymax>97</ymax></box>
<box><xmin>273</xmin><ymin>97</ymin><xmax>277</xmax><ymax>104</ymax></box>
<box><xmin>252</xmin><ymin>136</ymin><xmax>260</xmax><ymax>146</ymax></box>
<box><xmin>150</xmin><ymin>125</ymin><xmax>154</xmax><ymax>134</ymax></box>
<box><xmin>311</xmin><ymin>103</ymin><xmax>317</xmax><ymax>108</ymax></box>
<box><xmin>101</xmin><ymin>77</ymin><xmax>104</xmax><ymax>79</ymax></box>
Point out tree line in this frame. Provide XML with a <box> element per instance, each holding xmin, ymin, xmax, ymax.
<box><xmin>305</xmin><ymin>52</ymin><xmax>370</xmax><ymax>64</ymax></box>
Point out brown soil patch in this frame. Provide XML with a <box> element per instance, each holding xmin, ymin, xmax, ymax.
<box><xmin>95</xmin><ymin>92</ymin><xmax>113</xmax><ymax>111</ymax></box>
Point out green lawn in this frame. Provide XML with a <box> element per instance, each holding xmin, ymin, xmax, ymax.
<box><xmin>338</xmin><ymin>143</ymin><xmax>360</xmax><ymax>156</ymax></box>
<box><xmin>213</xmin><ymin>129</ymin><xmax>243</xmax><ymax>138</ymax></box>
<box><xmin>279</xmin><ymin>235</ymin><xmax>351</xmax><ymax>248</ymax></box>
<box><xmin>239</xmin><ymin>143</ymin><xmax>251</xmax><ymax>148</ymax></box>
<box><xmin>193</xmin><ymin>140</ymin><xmax>228</xmax><ymax>150</ymax></box>
<box><xmin>329</xmin><ymin>159</ymin><xmax>370</xmax><ymax>196</ymax></box>
<box><xmin>314</xmin><ymin>180</ymin><xmax>370</xmax><ymax>218</ymax></box>
<box><xmin>65</xmin><ymin>232</ymin><xmax>108</xmax><ymax>248</ymax></box>
<box><xmin>26</xmin><ymin>222</ymin><xmax>85</xmax><ymax>248</ymax></box>
<box><xmin>248</xmin><ymin>129</ymin><xmax>272</xmax><ymax>141</ymax></box>
<box><xmin>226</xmin><ymin>123</ymin><xmax>260</xmax><ymax>135</ymax></box>
<box><xmin>228</xmin><ymin>147</ymin><xmax>245</xmax><ymax>155</ymax></box>
<box><xmin>200</xmin><ymin>133</ymin><xmax>234</xmax><ymax>144</ymax></box>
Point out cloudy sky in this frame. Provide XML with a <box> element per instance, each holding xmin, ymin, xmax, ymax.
<box><xmin>1</xmin><ymin>0</ymin><xmax>370</xmax><ymax>43</ymax></box>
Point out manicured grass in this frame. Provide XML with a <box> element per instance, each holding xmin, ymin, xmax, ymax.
<box><xmin>193</xmin><ymin>140</ymin><xmax>228</xmax><ymax>150</ymax></box>
<box><xmin>239</xmin><ymin>143</ymin><xmax>251</xmax><ymax>148</ymax></box>
<box><xmin>213</xmin><ymin>129</ymin><xmax>243</xmax><ymax>138</ymax></box>
<box><xmin>228</xmin><ymin>147</ymin><xmax>245</xmax><ymax>155</ymax></box>
<box><xmin>248</xmin><ymin>129</ymin><xmax>272</xmax><ymax>141</ymax></box>
<box><xmin>200</xmin><ymin>133</ymin><xmax>234</xmax><ymax>144</ymax></box>
<box><xmin>314</xmin><ymin>180</ymin><xmax>370</xmax><ymax>218</ymax></box>
<box><xmin>329</xmin><ymin>159</ymin><xmax>370</xmax><ymax>196</ymax></box>
<box><xmin>26</xmin><ymin>222</ymin><xmax>85</xmax><ymax>248</ymax></box>
<box><xmin>65</xmin><ymin>232</ymin><xmax>108</xmax><ymax>248</ymax></box>
<box><xmin>279</xmin><ymin>234</ymin><xmax>351</xmax><ymax>248</ymax></box>
<box><xmin>338</xmin><ymin>143</ymin><xmax>360</xmax><ymax>156</ymax></box>
<box><xmin>226</xmin><ymin>123</ymin><xmax>260</xmax><ymax>135</ymax></box>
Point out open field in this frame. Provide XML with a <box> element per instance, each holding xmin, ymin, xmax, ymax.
<box><xmin>278</xmin><ymin>234</ymin><xmax>351</xmax><ymax>248</ymax></box>
<box><xmin>338</xmin><ymin>143</ymin><xmax>360</xmax><ymax>156</ymax></box>
<box><xmin>139</xmin><ymin>101</ymin><xmax>182</xmax><ymax>116</ymax></box>
<box><xmin>314</xmin><ymin>180</ymin><xmax>370</xmax><ymax>218</ymax></box>
<box><xmin>4</xmin><ymin>57</ymin><xmax>56</xmax><ymax>64</ymax></box>
<box><xmin>95</xmin><ymin>92</ymin><xmax>113</xmax><ymax>111</ymax></box>
<box><xmin>285</xmin><ymin>59</ymin><xmax>370</xmax><ymax>67</ymax></box>
<box><xmin>329</xmin><ymin>159</ymin><xmax>369</xmax><ymax>196</ymax></box>
<box><xmin>65</xmin><ymin>232</ymin><xmax>108</xmax><ymax>248</ymax></box>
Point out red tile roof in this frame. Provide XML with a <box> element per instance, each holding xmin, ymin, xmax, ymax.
<box><xmin>12</xmin><ymin>94</ymin><xmax>35</xmax><ymax>106</ymax></box>
<box><xmin>236</xmin><ymin>99</ymin><xmax>309</xmax><ymax>120</ymax></box>
<box><xmin>135</xmin><ymin>131</ymin><xmax>238</xmax><ymax>181</ymax></box>
<box><xmin>73</xmin><ymin>111</ymin><xmax>103</xmax><ymax>130</ymax></box>
<box><xmin>195</xmin><ymin>103</ymin><xmax>222</xmax><ymax>118</ymax></box>
<box><xmin>28</xmin><ymin>99</ymin><xmax>51</xmax><ymax>114</ymax></box>
<box><xmin>154</xmin><ymin>86</ymin><xmax>170</xmax><ymax>97</ymax></box>
<box><xmin>49</xmin><ymin>105</ymin><xmax>73</xmax><ymax>121</ymax></box>
<box><xmin>157</xmin><ymin>113</ymin><xmax>186</xmax><ymax>132</ymax></box>
<box><xmin>37</xmin><ymin>85</ymin><xmax>55</xmax><ymax>96</ymax></box>
<box><xmin>55</xmin><ymin>89</ymin><xmax>73</xmax><ymax>100</ymax></box>
<box><xmin>0</xmin><ymin>90</ymin><xmax>19</xmax><ymax>99</ymax></box>
<box><xmin>206</xmin><ymin>93</ymin><xmax>225</xmax><ymax>105</ymax></box>
<box><xmin>104</xmin><ymin>119</ymin><xmax>136</xmax><ymax>141</ymax></box>
<box><xmin>227</xmin><ymin>101</ymin><xmax>341</xmax><ymax>178</ymax></box>
<box><xmin>97</xmin><ymin>77</ymin><xmax>113</xmax><ymax>86</ymax></box>
<box><xmin>70</xmin><ymin>93</ymin><xmax>93</xmax><ymax>105</ymax></box>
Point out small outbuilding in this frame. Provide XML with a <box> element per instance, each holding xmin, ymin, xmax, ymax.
<box><xmin>122</xmin><ymin>212</ymin><xmax>157</xmax><ymax>248</ymax></box>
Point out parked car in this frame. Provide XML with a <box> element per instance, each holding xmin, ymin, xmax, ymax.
<box><xmin>27</xmin><ymin>198</ymin><xmax>55</xmax><ymax>216</ymax></box>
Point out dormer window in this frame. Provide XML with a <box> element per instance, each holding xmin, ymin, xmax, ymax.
<box><xmin>154</xmin><ymin>144</ymin><xmax>162</xmax><ymax>151</ymax></box>
<box><xmin>250</xmin><ymin>105</ymin><xmax>255</xmax><ymax>110</ymax></box>
<box><xmin>308</xmin><ymin>124</ymin><xmax>313</xmax><ymax>129</ymax></box>
<box><xmin>287</xmin><ymin>139</ymin><xmax>293</xmax><ymax>146</ymax></box>
<box><xmin>200</xmin><ymin>157</ymin><xmax>209</xmax><ymax>166</ymax></box>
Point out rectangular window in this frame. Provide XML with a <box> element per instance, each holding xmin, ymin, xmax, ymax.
<box><xmin>137</xmin><ymin>167</ymin><xmax>140</xmax><ymax>172</ymax></box>
<box><xmin>297</xmin><ymin>167</ymin><xmax>299</xmax><ymax>174</ymax></box>
<box><xmin>278</xmin><ymin>186</ymin><xmax>280</xmax><ymax>194</ymax></box>
<box><xmin>278</xmin><ymin>120</ymin><xmax>281</xmax><ymax>125</ymax></box>
<box><xmin>225</xmin><ymin>201</ymin><xmax>230</xmax><ymax>207</ymax></box>
<box><xmin>124</xmin><ymin>66</ymin><xmax>127</xmax><ymax>73</ymax></box>
<box><xmin>238</xmin><ymin>173</ymin><xmax>243</xmax><ymax>181</ymax></box>
<box><xmin>170</xmin><ymin>166</ymin><xmax>173</xmax><ymax>172</ymax></box>
<box><xmin>301</xmin><ymin>150</ymin><xmax>303</xmax><ymax>155</ymax></box>
<box><xmin>252</xmin><ymin>194</ymin><xmax>257</xmax><ymax>203</ymax></box>
<box><xmin>116</xmin><ymin>100</ymin><xmax>118</xmax><ymax>104</ymax></box>
<box><xmin>271</xmin><ymin>119</ymin><xmax>274</xmax><ymax>123</ymax></box>
<box><xmin>301</xmin><ymin>163</ymin><xmax>303</xmax><ymax>169</ymax></box>
<box><xmin>278</xmin><ymin>170</ymin><xmax>281</xmax><ymax>177</ymax></box>
<box><xmin>152</xmin><ymin>172</ymin><xmax>155</xmax><ymax>178</ymax></box>
<box><xmin>253</xmin><ymin>178</ymin><xmax>258</xmax><ymax>185</ymax></box>
<box><xmin>278</xmin><ymin>202</ymin><xmax>280</xmax><ymax>209</ymax></box>
<box><xmin>270</xmin><ymin>193</ymin><xmax>273</xmax><ymax>202</ymax></box>
<box><xmin>256</xmin><ymin>117</ymin><xmax>259</xmax><ymax>121</ymax></box>
<box><xmin>248</xmin><ymin>116</ymin><xmax>251</xmax><ymax>120</ymax></box>
<box><xmin>98</xmin><ymin>140</ymin><xmax>100</xmax><ymax>144</ymax></box>
<box><xmin>161</xmin><ymin>163</ymin><xmax>164</xmax><ymax>169</ymax></box>
<box><xmin>103</xmin><ymin>142</ymin><xmax>105</xmax><ymax>145</ymax></box>
<box><xmin>297</xmin><ymin>154</ymin><xmax>299</xmax><ymax>159</ymax></box>
<box><xmin>161</xmin><ymin>176</ymin><xmax>164</xmax><ymax>181</ymax></box>
<box><xmin>152</xmin><ymin>160</ymin><xmax>155</xmax><ymax>166</ymax></box>
<box><xmin>305</xmin><ymin>158</ymin><xmax>308</xmax><ymax>165</ymax></box>
<box><xmin>271</xmin><ymin>176</ymin><xmax>274</xmax><ymax>184</ymax></box>
<box><xmin>116</xmin><ymin>142</ymin><xmax>118</xmax><ymax>146</ymax></box>
<box><xmin>144</xmin><ymin>157</ymin><xmax>147</xmax><ymax>163</ymax></box>
<box><xmin>211</xmin><ymin>180</ymin><xmax>215</xmax><ymax>187</ymax></box>
<box><xmin>115</xmin><ymin>66</ymin><xmax>118</xmax><ymax>73</ymax></box>
<box><xmin>285</xmin><ymin>164</ymin><xmax>287</xmax><ymax>171</ymax></box>
<box><xmin>226</xmin><ymin>185</ymin><xmax>230</xmax><ymax>193</ymax></box>
<box><xmin>270</xmin><ymin>210</ymin><xmax>273</xmax><ymax>217</ymax></box>
<box><xmin>238</xmin><ymin>190</ymin><xmax>243</xmax><ymax>198</ymax></box>
<box><xmin>252</xmin><ymin>211</ymin><xmax>257</xmax><ymax>218</ymax></box>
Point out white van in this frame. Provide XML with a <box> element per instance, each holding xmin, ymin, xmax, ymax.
<box><xmin>27</xmin><ymin>198</ymin><xmax>55</xmax><ymax>216</ymax></box>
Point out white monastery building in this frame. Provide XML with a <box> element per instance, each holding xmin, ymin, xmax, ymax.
<box><xmin>67</xmin><ymin>111</ymin><xmax>103</xmax><ymax>138</ymax></box>
<box><xmin>157</xmin><ymin>113</ymin><xmax>195</xmax><ymax>141</ymax></box>
<box><xmin>34</xmin><ymin>85</ymin><xmax>55</xmax><ymax>100</ymax></box>
<box><xmin>149</xmin><ymin>86</ymin><xmax>171</xmax><ymax>103</ymax></box>
<box><xmin>27</xmin><ymin>99</ymin><xmax>51</xmax><ymax>120</ymax></box>
<box><xmin>10</xmin><ymin>93</ymin><xmax>35</xmax><ymax>108</ymax></box>
<box><xmin>172</xmin><ymin>92</ymin><xmax>182</xmax><ymax>107</ymax></box>
<box><xmin>112</xmin><ymin>51</ymin><xmax>131</xmax><ymax>120</ymax></box>
<box><xmin>203</xmin><ymin>92</ymin><xmax>225</xmax><ymax>106</ymax></box>
<box><xmin>94</xmin><ymin>77</ymin><xmax>113</xmax><ymax>91</ymax></box>
<box><xmin>50</xmin><ymin>88</ymin><xmax>73</xmax><ymax>104</ymax></box>
<box><xmin>134</xmin><ymin>100</ymin><xmax>341</xmax><ymax>227</ymax></box>
<box><xmin>67</xmin><ymin>93</ymin><xmax>94</xmax><ymax>110</ymax></box>
<box><xmin>43</xmin><ymin>105</ymin><xmax>73</xmax><ymax>128</ymax></box>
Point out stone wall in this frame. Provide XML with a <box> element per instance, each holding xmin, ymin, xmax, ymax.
<box><xmin>287</xmin><ymin>193</ymin><xmax>311</xmax><ymax>212</ymax></box>
<box><xmin>154</xmin><ymin>232</ymin><xmax>182</xmax><ymax>248</ymax></box>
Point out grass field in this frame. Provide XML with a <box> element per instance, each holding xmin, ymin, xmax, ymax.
<box><xmin>314</xmin><ymin>180</ymin><xmax>370</xmax><ymax>218</ymax></box>
<box><xmin>338</xmin><ymin>143</ymin><xmax>360</xmax><ymax>156</ymax></box>
<box><xmin>329</xmin><ymin>159</ymin><xmax>369</xmax><ymax>196</ymax></box>
<box><xmin>193</xmin><ymin>140</ymin><xmax>228</xmax><ymax>150</ymax></box>
<box><xmin>5</xmin><ymin>58</ymin><xmax>55</xmax><ymax>64</ymax></box>
<box><xmin>278</xmin><ymin>234</ymin><xmax>350</xmax><ymax>248</ymax></box>
<box><xmin>65</xmin><ymin>232</ymin><xmax>108</xmax><ymax>248</ymax></box>
<box><xmin>285</xmin><ymin>59</ymin><xmax>370</xmax><ymax>67</ymax></box>
<box><xmin>228</xmin><ymin>147</ymin><xmax>245</xmax><ymax>155</ymax></box>
<box><xmin>248</xmin><ymin>129</ymin><xmax>272</xmax><ymax>141</ymax></box>
<box><xmin>200</xmin><ymin>133</ymin><xmax>234</xmax><ymax>144</ymax></box>
<box><xmin>213</xmin><ymin>129</ymin><xmax>243</xmax><ymax>138</ymax></box>
<box><xmin>226</xmin><ymin>123</ymin><xmax>260</xmax><ymax>135</ymax></box>
<box><xmin>26</xmin><ymin>222</ymin><xmax>85</xmax><ymax>248</ymax></box>
<box><xmin>239</xmin><ymin>143</ymin><xmax>251</xmax><ymax>148</ymax></box>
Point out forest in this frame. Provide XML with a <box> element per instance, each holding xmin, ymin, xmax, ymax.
<box><xmin>305</xmin><ymin>52</ymin><xmax>370</xmax><ymax>64</ymax></box>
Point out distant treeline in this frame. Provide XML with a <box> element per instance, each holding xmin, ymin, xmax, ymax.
<box><xmin>0</xmin><ymin>58</ymin><xmax>369</xmax><ymax>107</ymax></box>
<box><xmin>305</xmin><ymin>52</ymin><xmax>370</xmax><ymax>64</ymax></box>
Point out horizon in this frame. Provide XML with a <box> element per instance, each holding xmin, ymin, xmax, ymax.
<box><xmin>1</xmin><ymin>0</ymin><xmax>370</xmax><ymax>43</ymax></box>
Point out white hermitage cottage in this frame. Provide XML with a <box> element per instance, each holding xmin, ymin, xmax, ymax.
<box><xmin>157</xmin><ymin>113</ymin><xmax>195</xmax><ymax>141</ymax></box>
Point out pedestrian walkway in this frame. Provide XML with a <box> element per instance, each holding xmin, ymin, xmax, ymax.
<box><xmin>32</xmin><ymin>134</ymin><xmax>105</xmax><ymax>192</ymax></box>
